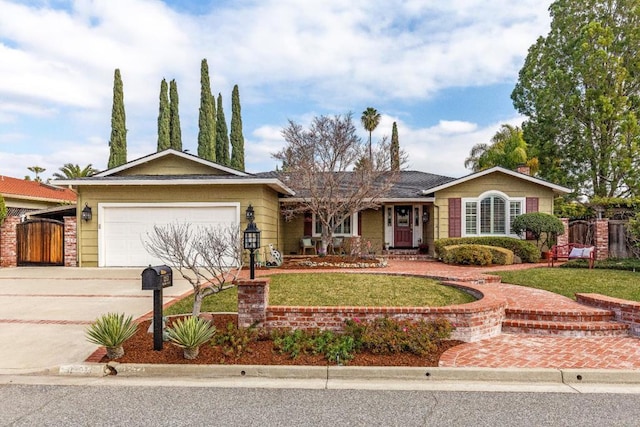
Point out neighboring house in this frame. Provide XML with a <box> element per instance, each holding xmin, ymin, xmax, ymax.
<box><xmin>0</xmin><ymin>175</ymin><xmax>77</xmax><ymax>217</ymax></box>
<box><xmin>55</xmin><ymin>149</ymin><xmax>571</xmax><ymax>267</ymax></box>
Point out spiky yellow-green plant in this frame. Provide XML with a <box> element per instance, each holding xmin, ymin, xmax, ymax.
<box><xmin>166</xmin><ymin>316</ymin><xmax>216</xmax><ymax>359</ymax></box>
<box><xmin>85</xmin><ymin>313</ymin><xmax>138</xmax><ymax>359</ymax></box>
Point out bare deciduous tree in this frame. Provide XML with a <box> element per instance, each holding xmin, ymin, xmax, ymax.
<box><xmin>143</xmin><ymin>222</ymin><xmax>243</xmax><ymax>317</ymax></box>
<box><xmin>273</xmin><ymin>113</ymin><xmax>405</xmax><ymax>253</ymax></box>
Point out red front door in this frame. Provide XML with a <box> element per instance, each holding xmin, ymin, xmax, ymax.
<box><xmin>394</xmin><ymin>206</ymin><xmax>413</xmax><ymax>247</ymax></box>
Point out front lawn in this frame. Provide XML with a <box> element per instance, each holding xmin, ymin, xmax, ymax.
<box><xmin>494</xmin><ymin>268</ymin><xmax>640</xmax><ymax>301</ymax></box>
<box><xmin>165</xmin><ymin>273</ymin><xmax>476</xmax><ymax>315</ymax></box>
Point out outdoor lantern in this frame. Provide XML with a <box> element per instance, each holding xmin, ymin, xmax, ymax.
<box><xmin>422</xmin><ymin>209</ymin><xmax>429</xmax><ymax>224</ymax></box>
<box><xmin>243</xmin><ymin>205</ymin><xmax>261</xmax><ymax>279</ymax></box>
<box><xmin>81</xmin><ymin>203</ymin><xmax>92</xmax><ymax>222</ymax></box>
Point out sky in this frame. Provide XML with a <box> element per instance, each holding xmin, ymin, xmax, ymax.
<box><xmin>0</xmin><ymin>0</ymin><xmax>554</xmax><ymax>181</ymax></box>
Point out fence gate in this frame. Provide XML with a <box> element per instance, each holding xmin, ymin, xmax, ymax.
<box><xmin>16</xmin><ymin>219</ymin><xmax>64</xmax><ymax>266</ymax></box>
<box><xmin>569</xmin><ymin>220</ymin><xmax>594</xmax><ymax>246</ymax></box>
<box><xmin>609</xmin><ymin>220</ymin><xmax>631</xmax><ymax>259</ymax></box>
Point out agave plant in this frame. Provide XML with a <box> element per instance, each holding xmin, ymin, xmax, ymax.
<box><xmin>86</xmin><ymin>313</ymin><xmax>138</xmax><ymax>359</ymax></box>
<box><xmin>166</xmin><ymin>316</ymin><xmax>216</xmax><ymax>359</ymax></box>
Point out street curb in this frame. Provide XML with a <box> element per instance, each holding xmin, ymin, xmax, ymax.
<box><xmin>53</xmin><ymin>363</ymin><xmax>640</xmax><ymax>384</ymax></box>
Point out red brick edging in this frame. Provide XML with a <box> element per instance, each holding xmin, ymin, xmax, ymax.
<box><xmin>577</xmin><ymin>293</ymin><xmax>640</xmax><ymax>336</ymax></box>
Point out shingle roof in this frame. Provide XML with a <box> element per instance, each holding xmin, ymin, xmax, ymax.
<box><xmin>0</xmin><ymin>175</ymin><xmax>77</xmax><ymax>202</ymax></box>
<box><xmin>254</xmin><ymin>170</ymin><xmax>456</xmax><ymax>200</ymax></box>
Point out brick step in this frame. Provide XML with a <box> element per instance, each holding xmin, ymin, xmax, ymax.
<box><xmin>502</xmin><ymin>319</ymin><xmax>630</xmax><ymax>337</ymax></box>
<box><xmin>505</xmin><ymin>308</ymin><xmax>615</xmax><ymax>322</ymax></box>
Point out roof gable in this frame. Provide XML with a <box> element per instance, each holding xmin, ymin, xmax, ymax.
<box><xmin>95</xmin><ymin>149</ymin><xmax>250</xmax><ymax>178</ymax></box>
<box><xmin>422</xmin><ymin>166</ymin><xmax>571</xmax><ymax>195</ymax></box>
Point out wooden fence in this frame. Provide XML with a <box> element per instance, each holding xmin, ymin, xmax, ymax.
<box><xmin>569</xmin><ymin>219</ymin><xmax>634</xmax><ymax>259</ymax></box>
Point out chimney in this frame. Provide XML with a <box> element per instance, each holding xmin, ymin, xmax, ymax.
<box><xmin>516</xmin><ymin>164</ymin><xmax>530</xmax><ymax>176</ymax></box>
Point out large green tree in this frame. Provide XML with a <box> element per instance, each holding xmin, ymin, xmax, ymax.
<box><xmin>361</xmin><ymin>107</ymin><xmax>381</xmax><ymax>162</ymax></box>
<box><xmin>216</xmin><ymin>93</ymin><xmax>230</xmax><ymax>165</ymax></box>
<box><xmin>52</xmin><ymin>164</ymin><xmax>98</xmax><ymax>179</ymax></box>
<box><xmin>197</xmin><ymin>59</ymin><xmax>216</xmax><ymax>161</ymax></box>
<box><xmin>464</xmin><ymin>124</ymin><xmax>538</xmax><ymax>174</ymax></box>
<box><xmin>391</xmin><ymin>121</ymin><xmax>400</xmax><ymax>171</ymax></box>
<box><xmin>108</xmin><ymin>68</ymin><xmax>127</xmax><ymax>168</ymax></box>
<box><xmin>230</xmin><ymin>84</ymin><xmax>245</xmax><ymax>170</ymax></box>
<box><xmin>27</xmin><ymin>166</ymin><xmax>46</xmax><ymax>182</ymax></box>
<box><xmin>157</xmin><ymin>78</ymin><xmax>170</xmax><ymax>152</ymax></box>
<box><xmin>512</xmin><ymin>0</ymin><xmax>640</xmax><ymax>197</ymax></box>
<box><xmin>169</xmin><ymin>79</ymin><xmax>182</xmax><ymax>151</ymax></box>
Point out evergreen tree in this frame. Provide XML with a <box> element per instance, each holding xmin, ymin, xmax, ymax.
<box><xmin>27</xmin><ymin>166</ymin><xmax>46</xmax><ymax>182</ymax></box>
<box><xmin>512</xmin><ymin>0</ymin><xmax>640</xmax><ymax>197</ymax></box>
<box><xmin>216</xmin><ymin>93</ymin><xmax>230</xmax><ymax>165</ymax></box>
<box><xmin>157</xmin><ymin>79</ymin><xmax>170</xmax><ymax>152</ymax></box>
<box><xmin>169</xmin><ymin>79</ymin><xmax>182</xmax><ymax>151</ymax></box>
<box><xmin>0</xmin><ymin>194</ymin><xmax>6</xmax><ymax>226</ymax></box>
<box><xmin>391</xmin><ymin>121</ymin><xmax>400</xmax><ymax>171</ymax></box>
<box><xmin>197</xmin><ymin>59</ymin><xmax>216</xmax><ymax>161</ymax></box>
<box><xmin>108</xmin><ymin>68</ymin><xmax>127</xmax><ymax>168</ymax></box>
<box><xmin>230</xmin><ymin>84</ymin><xmax>245</xmax><ymax>170</ymax></box>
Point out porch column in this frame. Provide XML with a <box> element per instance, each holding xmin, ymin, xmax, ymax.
<box><xmin>0</xmin><ymin>216</ymin><xmax>19</xmax><ymax>267</ymax></box>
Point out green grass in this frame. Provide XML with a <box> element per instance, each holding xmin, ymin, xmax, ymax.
<box><xmin>165</xmin><ymin>273</ymin><xmax>476</xmax><ymax>315</ymax></box>
<box><xmin>494</xmin><ymin>268</ymin><xmax>640</xmax><ymax>301</ymax></box>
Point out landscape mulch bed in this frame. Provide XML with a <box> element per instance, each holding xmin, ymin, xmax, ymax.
<box><xmin>103</xmin><ymin>314</ymin><xmax>463</xmax><ymax>367</ymax></box>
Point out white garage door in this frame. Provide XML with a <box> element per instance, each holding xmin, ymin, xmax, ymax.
<box><xmin>98</xmin><ymin>202</ymin><xmax>240</xmax><ymax>267</ymax></box>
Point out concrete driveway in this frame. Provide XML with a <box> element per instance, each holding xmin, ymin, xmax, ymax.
<box><xmin>0</xmin><ymin>267</ymin><xmax>194</xmax><ymax>374</ymax></box>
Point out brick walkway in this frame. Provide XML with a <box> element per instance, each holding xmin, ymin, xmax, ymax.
<box><xmin>259</xmin><ymin>259</ymin><xmax>640</xmax><ymax>370</ymax></box>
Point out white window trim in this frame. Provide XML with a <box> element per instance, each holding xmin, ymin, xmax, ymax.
<box><xmin>312</xmin><ymin>212</ymin><xmax>358</xmax><ymax>237</ymax></box>
<box><xmin>461</xmin><ymin>191</ymin><xmax>525</xmax><ymax>238</ymax></box>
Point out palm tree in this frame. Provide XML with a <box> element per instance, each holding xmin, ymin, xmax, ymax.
<box><xmin>52</xmin><ymin>163</ymin><xmax>98</xmax><ymax>179</ymax></box>
<box><xmin>27</xmin><ymin>166</ymin><xmax>46</xmax><ymax>182</ymax></box>
<box><xmin>464</xmin><ymin>124</ymin><xmax>539</xmax><ymax>174</ymax></box>
<box><xmin>361</xmin><ymin>107</ymin><xmax>381</xmax><ymax>163</ymax></box>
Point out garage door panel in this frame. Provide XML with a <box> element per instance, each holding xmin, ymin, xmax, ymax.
<box><xmin>100</xmin><ymin>204</ymin><xmax>239</xmax><ymax>267</ymax></box>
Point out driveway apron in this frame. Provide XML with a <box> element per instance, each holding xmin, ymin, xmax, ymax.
<box><xmin>0</xmin><ymin>267</ymin><xmax>193</xmax><ymax>374</ymax></box>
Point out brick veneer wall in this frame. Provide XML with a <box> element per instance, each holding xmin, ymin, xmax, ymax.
<box><xmin>594</xmin><ymin>219</ymin><xmax>609</xmax><ymax>260</ymax></box>
<box><xmin>0</xmin><ymin>216</ymin><xmax>19</xmax><ymax>267</ymax></box>
<box><xmin>64</xmin><ymin>217</ymin><xmax>77</xmax><ymax>267</ymax></box>
<box><xmin>577</xmin><ymin>293</ymin><xmax>640</xmax><ymax>336</ymax></box>
<box><xmin>557</xmin><ymin>218</ymin><xmax>569</xmax><ymax>247</ymax></box>
<box><xmin>236</xmin><ymin>278</ymin><xmax>507</xmax><ymax>342</ymax></box>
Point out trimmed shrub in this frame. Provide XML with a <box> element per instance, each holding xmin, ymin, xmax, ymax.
<box><xmin>441</xmin><ymin>244</ymin><xmax>493</xmax><ymax>266</ymax></box>
<box><xmin>434</xmin><ymin>237</ymin><xmax>539</xmax><ymax>263</ymax></box>
<box><xmin>486</xmin><ymin>246</ymin><xmax>515</xmax><ymax>265</ymax></box>
<box><xmin>511</xmin><ymin>212</ymin><xmax>564</xmax><ymax>250</ymax></box>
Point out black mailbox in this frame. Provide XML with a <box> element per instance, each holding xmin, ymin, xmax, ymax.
<box><xmin>141</xmin><ymin>265</ymin><xmax>173</xmax><ymax>290</ymax></box>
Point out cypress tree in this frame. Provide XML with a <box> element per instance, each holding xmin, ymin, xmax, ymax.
<box><xmin>230</xmin><ymin>84</ymin><xmax>245</xmax><ymax>170</ymax></box>
<box><xmin>197</xmin><ymin>59</ymin><xmax>216</xmax><ymax>161</ymax></box>
<box><xmin>215</xmin><ymin>93</ymin><xmax>230</xmax><ymax>165</ymax></box>
<box><xmin>169</xmin><ymin>79</ymin><xmax>182</xmax><ymax>151</ymax></box>
<box><xmin>157</xmin><ymin>78</ymin><xmax>170</xmax><ymax>152</ymax></box>
<box><xmin>391</xmin><ymin>121</ymin><xmax>400</xmax><ymax>171</ymax></box>
<box><xmin>108</xmin><ymin>68</ymin><xmax>127</xmax><ymax>168</ymax></box>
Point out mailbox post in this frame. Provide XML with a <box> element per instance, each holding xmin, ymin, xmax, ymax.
<box><xmin>141</xmin><ymin>265</ymin><xmax>173</xmax><ymax>351</ymax></box>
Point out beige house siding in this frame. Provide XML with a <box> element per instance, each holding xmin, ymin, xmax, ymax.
<box><xmin>77</xmin><ymin>184</ymin><xmax>281</xmax><ymax>267</ymax></box>
<box><xmin>432</xmin><ymin>172</ymin><xmax>556</xmax><ymax>240</ymax></box>
<box><xmin>360</xmin><ymin>209</ymin><xmax>384</xmax><ymax>252</ymax></box>
<box><xmin>117</xmin><ymin>156</ymin><xmax>228</xmax><ymax>176</ymax></box>
<box><xmin>281</xmin><ymin>215</ymin><xmax>305</xmax><ymax>255</ymax></box>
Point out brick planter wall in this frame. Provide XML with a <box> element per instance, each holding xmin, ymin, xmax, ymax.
<box><xmin>577</xmin><ymin>293</ymin><xmax>640</xmax><ymax>336</ymax></box>
<box><xmin>0</xmin><ymin>216</ymin><xmax>19</xmax><ymax>267</ymax></box>
<box><xmin>236</xmin><ymin>278</ymin><xmax>507</xmax><ymax>342</ymax></box>
<box><xmin>64</xmin><ymin>217</ymin><xmax>77</xmax><ymax>267</ymax></box>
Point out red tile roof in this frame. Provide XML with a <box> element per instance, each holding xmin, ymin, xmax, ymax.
<box><xmin>0</xmin><ymin>175</ymin><xmax>76</xmax><ymax>202</ymax></box>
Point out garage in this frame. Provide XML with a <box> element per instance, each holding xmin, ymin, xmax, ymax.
<box><xmin>98</xmin><ymin>202</ymin><xmax>240</xmax><ymax>267</ymax></box>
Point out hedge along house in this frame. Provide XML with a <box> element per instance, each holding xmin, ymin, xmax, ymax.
<box><xmin>273</xmin><ymin>165</ymin><xmax>571</xmax><ymax>256</ymax></box>
<box><xmin>54</xmin><ymin>149</ymin><xmax>294</xmax><ymax>267</ymax></box>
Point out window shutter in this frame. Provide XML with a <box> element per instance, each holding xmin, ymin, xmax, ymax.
<box><xmin>449</xmin><ymin>198</ymin><xmax>461</xmax><ymax>237</ymax></box>
<box><xmin>525</xmin><ymin>197</ymin><xmax>539</xmax><ymax>240</ymax></box>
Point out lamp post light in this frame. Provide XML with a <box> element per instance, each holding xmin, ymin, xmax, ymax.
<box><xmin>243</xmin><ymin>204</ymin><xmax>261</xmax><ymax>279</ymax></box>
